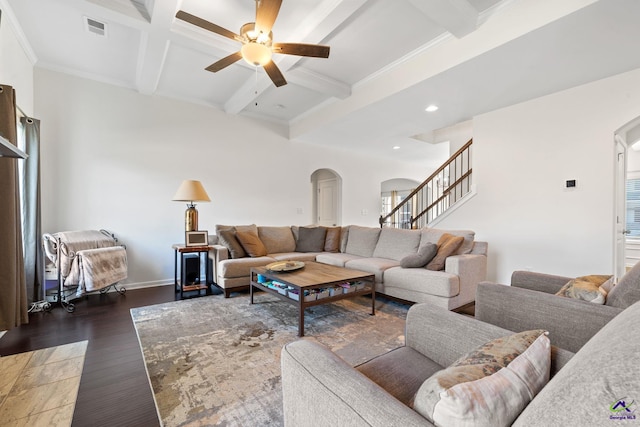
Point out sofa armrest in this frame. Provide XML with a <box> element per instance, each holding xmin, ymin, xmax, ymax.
<box><xmin>445</xmin><ymin>254</ymin><xmax>487</xmax><ymax>306</ymax></box>
<box><xmin>475</xmin><ymin>282</ymin><xmax>623</xmax><ymax>353</ymax></box>
<box><xmin>510</xmin><ymin>270</ymin><xmax>572</xmax><ymax>294</ymax></box>
<box><xmin>208</xmin><ymin>244</ymin><xmax>229</xmax><ymax>283</ymax></box>
<box><xmin>211</xmin><ymin>244</ymin><xmax>229</xmax><ymax>262</ymax></box>
<box><xmin>281</xmin><ymin>340</ymin><xmax>430</xmax><ymax>427</ymax></box>
<box><xmin>405</xmin><ymin>303</ymin><xmax>514</xmax><ymax>368</ymax></box>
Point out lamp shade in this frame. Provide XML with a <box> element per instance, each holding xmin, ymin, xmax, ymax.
<box><xmin>172</xmin><ymin>180</ymin><xmax>211</xmax><ymax>203</ymax></box>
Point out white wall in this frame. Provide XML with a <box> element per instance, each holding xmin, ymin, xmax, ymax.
<box><xmin>0</xmin><ymin>2</ymin><xmax>34</xmax><ymax>114</ymax></box>
<box><xmin>435</xmin><ymin>67</ymin><xmax>640</xmax><ymax>283</ymax></box>
<box><xmin>34</xmin><ymin>69</ymin><xmax>427</xmax><ymax>286</ymax></box>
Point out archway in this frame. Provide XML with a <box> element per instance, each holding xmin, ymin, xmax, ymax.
<box><xmin>311</xmin><ymin>169</ymin><xmax>342</xmax><ymax>226</ymax></box>
<box><xmin>380</xmin><ymin>178</ymin><xmax>420</xmax><ymax>228</ymax></box>
<box><xmin>614</xmin><ymin>116</ymin><xmax>640</xmax><ymax>278</ymax></box>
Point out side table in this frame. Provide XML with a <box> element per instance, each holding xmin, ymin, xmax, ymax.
<box><xmin>172</xmin><ymin>243</ymin><xmax>212</xmax><ymax>299</ymax></box>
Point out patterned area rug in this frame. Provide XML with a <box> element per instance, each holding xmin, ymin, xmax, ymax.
<box><xmin>131</xmin><ymin>293</ymin><xmax>409</xmax><ymax>426</ymax></box>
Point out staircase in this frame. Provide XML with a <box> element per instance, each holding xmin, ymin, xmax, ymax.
<box><xmin>379</xmin><ymin>139</ymin><xmax>473</xmax><ymax>229</ymax></box>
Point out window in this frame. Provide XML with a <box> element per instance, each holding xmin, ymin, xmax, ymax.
<box><xmin>626</xmin><ymin>175</ymin><xmax>640</xmax><ymax>237</ymax></box>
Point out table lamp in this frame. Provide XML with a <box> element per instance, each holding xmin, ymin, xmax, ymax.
<box><xmin>172</xmin><ymin>180</ymin><xmax>210</xmax><ymax>231</ymax></box>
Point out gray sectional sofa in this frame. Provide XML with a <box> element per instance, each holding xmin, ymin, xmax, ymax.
<box><xmin>210</xmin><ymin>224</ymin><xmax>487</xmax><ymax>310</ymax></box>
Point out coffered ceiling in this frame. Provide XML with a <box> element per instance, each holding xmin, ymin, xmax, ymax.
<box><xmin>4</xmin><ymin>0</ymin><xmax>640</xmax><ymax>163</ymax></box>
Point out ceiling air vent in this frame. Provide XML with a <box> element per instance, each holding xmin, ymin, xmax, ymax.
<box><xmin>84</xmin><ymin>16</ymin><xmax>108</xmax><ymax>37</ymax></box>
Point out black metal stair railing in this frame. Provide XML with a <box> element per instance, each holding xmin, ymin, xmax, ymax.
<box><xmin>379</xmin><ymin>139</ymin><xmax>473</xmax><ymax>229</ymax></box>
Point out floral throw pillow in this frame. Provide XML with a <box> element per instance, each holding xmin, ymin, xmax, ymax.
<box><xmin>412</xmin><ymin>329</ymin><xmax>551</xmax><ymax>427</ymax></box>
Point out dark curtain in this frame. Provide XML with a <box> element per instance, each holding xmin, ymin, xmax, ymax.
<box><xmin>0</xmin><ymin>84</ymin><xmax>28</xmax><ymax>330</ymax></box>
<box><xmin>21</xmin><ymin>117</ymin><xmax>43</xmax><ymax>304</ymax></box>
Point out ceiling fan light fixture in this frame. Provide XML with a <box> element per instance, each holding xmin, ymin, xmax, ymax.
<box><xmin>241</xmin><ymin>42</ymin><xmax>272</xmax><ymax>66</ymax></box>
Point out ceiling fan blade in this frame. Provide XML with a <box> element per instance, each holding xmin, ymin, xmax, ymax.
<box><xmin>176</xmin><ymin>10</ymin><xmax>241</xmax><ymax>42</ymax></box>
<box><xmin>205</xmin><ymin>52</ymin><xmax>243</xmax><ymax>73</ymax></box>
<box><xmin>272</xmin><ymin>43</ymin><xmax>330</xmax><ymax>58</ymax></box>
<box><xmin>263</xmin><ymin>60</ymin><xmax>287</xmax><ymax>87</ymax></box>
<box><xmin>255</xmin><ymin>0</ymin><xmax>282</xmax><ymax>34</ymax></box>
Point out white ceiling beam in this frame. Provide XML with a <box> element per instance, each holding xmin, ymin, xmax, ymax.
<box><xmin>134</xmin><ymin>0</ymin><xmax>180</xmax><ymax>95</ymax></box>
<box><xmin>407</xmin><ymin>0</ymin><xmax>478</xmax><ymax>38</ymax></box>
<box><xmin>286</xmin><ymin>68</ymin><xmax>351</xmax><ymax>100</ymax></box>
<box><xmin>223</xmin><ymin>0</ymin><xmax>368</xmax><ymax>115</ymax></box>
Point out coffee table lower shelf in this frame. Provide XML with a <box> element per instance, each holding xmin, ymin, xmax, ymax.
<box><xmin>249</xmin><ymin>263</ymin><xmax>375</xmax><ymax>337</ymax></box>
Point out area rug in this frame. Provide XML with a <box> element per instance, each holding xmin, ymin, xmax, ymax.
<box><xmin>131</xmin><ymin>294</ymin><xmax>409</xmax><ymax>426</ymax></box>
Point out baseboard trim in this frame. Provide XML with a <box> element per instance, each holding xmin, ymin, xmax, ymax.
<box><xmin>114</xmin><ymin>280</ymin><xmax>173</xmax><ymax>291</ymax></box>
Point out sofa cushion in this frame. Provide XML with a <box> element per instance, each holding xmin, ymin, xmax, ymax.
<box><xmin>236</xmin><ymin>230</ymin><xmax>268</xmax><ymax>257</ymax></box>
<box><xmin>270</xmin><ymin>252</ymin><xmax>320</xmax><ymax>262</ymax></box>
<box><xmin>258</xmin><ymin>226</ymin><xmax>296</xmax><ymax>254</ymax></box>
<box><xmin>345</xmin><ymin>226</ymin><xmax>381</xmax><ymax>257</ymax></box>
<box><xmin>316</xmin><ymin>252</ymin><xmax>363</xmax><ymax>267</ymax></box>
<box><xmin>217</xmin><ymin>229</ymin><xmax>246</xmax><ymax>259</ymax></box>
<box><xmin>215</xmin><ymin>223</ymin><xmax>258</xmax><ymax>236</ymax></box>
<box><xmin>400</xmin><ymin>243</ymin><xmax>437</xmax><ymax>268</ymax></box>
<box><xmin>372</xmin><ymin>228</ymin><xmax>421</xmax><ymax>261</ymax></box>
<box><xmin>426</xmin><ymin>233</ymin><xmax>464</xmax><ymax>271</ymax></box>
<box><xmin>356</xmin><ymin>346</ymin><xmax>443</xmax><ymax>406</ymax></box>
<box><xmin>295</xmin><ymin>226</ymin><xmax>327</xmax><ymax>252</ymax></box>
<box><xmin>324</xmin><ymin>227</ymin><xmax>341</xmax><ymax>253</ymax></box>
<box><xmin>420</xmin><ymin>228</ymin><xmax>475</xmax><ymax>255</ymax></box>
<box><xmin>606</xmin><ymin>261</ymin><xmax>640</xmax><ymax>308</ymax></box>
<box><xmin>555</xmin><ymin>275</ymin><xmax>611</xmax><ymax>304</ymax></box>
<box><xmin>413</xmin><ymin>330</ymin><xmax>550</xmax><ymax>427</ymax></box>
<box><xmin>218</xmin><ymin>256</ymin><xmax>275</xmax><ymax>278</ymax></box>
<box><xmin>345</xmin><ymin>258</ymin><xmax>400</xmax><ymax>283</ymax></box>
<box><xmin>384</xmin><ymin>267</ymin><xmax>460</xmax><ymax>298</ymax></box>
<box><xmin>340</xmin><ymin>226</ymin><xmax>350</xmax><ymax>253</ymax></box>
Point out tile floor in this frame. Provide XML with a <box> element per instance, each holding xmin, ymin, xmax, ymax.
<box><xmin>0</xmin><ymin>340</ymin><xmax>87</xmax><ymax>427</ymax></box>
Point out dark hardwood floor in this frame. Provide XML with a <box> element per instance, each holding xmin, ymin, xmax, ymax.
<box><xmin>0</xmin><ymin>285</ymin><xmax>182</xmax><ymax>427</ymax></box>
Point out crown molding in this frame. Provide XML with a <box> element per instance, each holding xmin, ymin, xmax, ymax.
<box><xmin>0</xmin><ymin>0</ymin><xmax>38</xmax><ymax>65</ymax></box>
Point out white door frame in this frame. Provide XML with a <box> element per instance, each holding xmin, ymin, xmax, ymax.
<box><xmin>614</xmin><ymin>134</ymin><xmax>627</xmax><ymax>280</ymax></box>
<box><xmin>311</xmin><ymin>169</ymin><xmax>342</xmax><ymax>226</ymax></box>
<box><xmin>613</xmin><ymin>115</ymin><xmax>640</xmax><ymax>279</ymax></box>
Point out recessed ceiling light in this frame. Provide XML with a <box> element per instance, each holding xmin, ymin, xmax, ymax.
<box><xmin>425</xmin><ymin>105</ymin><xmax>439</xmax><ymax>112</ymax></box>
<box><xmin>393</xmin><ymin>146</ymin><xmax>400</xmax><ymax>150</ymax></box>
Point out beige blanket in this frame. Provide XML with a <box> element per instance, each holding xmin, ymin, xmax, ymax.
<box><xmin>73</xmin><ymin>246</ymin><xmax>128</xmax><ymax>296</ymax></box>
<box><xmin>49</xmin><ymin>230</ymin><xmax>118</xmax><ymax>277</ymax></box>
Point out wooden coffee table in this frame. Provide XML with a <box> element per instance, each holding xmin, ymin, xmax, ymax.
<box><xmin>250</xmin><ymin>261</ymin><xmax>375</xmax><ymax>336</ymax></box>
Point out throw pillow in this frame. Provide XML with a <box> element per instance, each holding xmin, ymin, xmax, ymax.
<box><xmin>217</xmin><ymin>228</ymin><xmax>246</xmax><ymax>259</ymax></box>
<box><xmin>412</xmin><ymin>330</ymin><xmax>551</xmax><ymax>427</ymax></box>
<box><xmin>235</xmin><ymin>230</ymin><xmax>268</xmax><ymax>257</ymax></box>
<box><xmin>295</xmin><ymin>226</ymin><xmax>327</xmax><ymax>252</ymax></box>
<box><xmin>324</xmin><ymin>227</ymin><xmax>341</xmax><ymax>253</ymax></box>
<box><xmin>425</xmin><ymin>233</ymin><xmax>464</xmax><ymax>271</ymax></box>
<box><xmin>400</xmin><ymin>243</ymin><xmax>438</xmax><ymax>268</ymax></box>
<box><xmin>555</xmin><ymin>274</ymin><xmax>612</xmax><ymax>304</ymax></box>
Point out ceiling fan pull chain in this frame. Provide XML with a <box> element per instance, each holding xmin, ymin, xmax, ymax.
<box><xmin>255</xmin><ymin>67</ymin><xmax>259</xmax><ymax>106</ymax></box>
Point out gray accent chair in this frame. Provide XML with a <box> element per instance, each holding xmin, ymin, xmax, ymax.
<box><xmin>281</xmin><ymin>301</ymin><xmax>640</xmax><ymax>426</ymax></box>
<box><xmin>281</xmin><ymin>303</ymin><xmax>573</xmax><ymax>426</ymax></box>
<box><xmin>475</xmin><ymin>261</ymin><xmax>640</xmax><ymax>353</ymax></box>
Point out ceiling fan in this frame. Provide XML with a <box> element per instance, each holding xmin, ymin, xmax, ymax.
<box><xmin>176</xmin><ymin>0</ymin><xmax>330</xmax><ymax>87</ymax></box>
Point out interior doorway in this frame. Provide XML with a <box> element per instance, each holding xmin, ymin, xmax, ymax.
<box><xmin>614</xmin><ymin>116</ymin><xmax>640</xmax><ymax>279</ymax></box>
<box><xmin>311</xmin><ymin>169</ymin><xmax>342</xmax><ymax>226</ymax></box>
